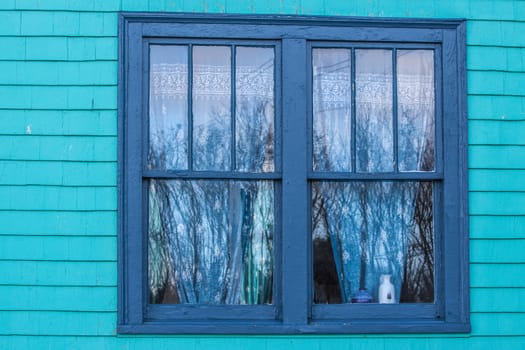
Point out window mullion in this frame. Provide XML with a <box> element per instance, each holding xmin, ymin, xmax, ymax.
<box><xmin>231</xmin><ymin>44</ymin><xmax>236</xmax><ymax>171</ymax></box>
<box><xmin>351</xmin><ymin>48</ymin><xmax>356</xmax><ymax>173</ymax></box>
<box><xmin>188</xmin><ymin>44</ymin><xmax>194</xmax><ymax>171</ymax></box>
<box><xmin>281</xmin><ymin>38</ymin><xmax>309</xmax><ymax>326</ymax></box>
<box><xmin>393</xmin><ymin>48</ymin><xmax>399</xmax><ymax>173</ymax></box>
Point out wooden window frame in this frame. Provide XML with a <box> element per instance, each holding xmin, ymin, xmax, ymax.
<box><xmin>118</xmin><ymin>13</ymin><xmax>469</xmax><ymax>334</ymax></box>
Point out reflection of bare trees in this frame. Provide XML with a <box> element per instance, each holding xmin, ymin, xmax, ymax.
<box><xmin>148</xmin><ymin>179</ymin><xmax>175</xmax><ymax>303</ymax></box>
<box><xmin>312</xmin><ymin>101</ymin><xmax>435</xmax><ymax>304</ymax></box>
<box><xmin>148</xmin><ymin>124</ymin><xmax>187</xmax><ymax>170</ymax></box>
<box><xmin>194</xmin><ymin>110</ymin><xmax>231</xmax><ymax>170</ymax></box>
<box><xmin>313</xmin><ymin>179</ymin><xmax>434</xmax><ymax>303</ymax></box>
<box><xmin>149</xmin><ymin>178</ymin><xmax>274</xmax><ymax>305</ymax></box>
<box><xmin>237</xmin><ymin>99</ymin><xmax>274</xmax><ymax>172</ymax></box>
<box><xmin>148</xmin><ymin>97</ymin><xmax>275</xmax><ymax>305</ymax></box>
<box><xmin>400</xmin><ymin>139</ymin><xmax>435</xmax><ymax>303</ymax></box>
<box><xmin>312</xmin><ymin>183</ymin><xmax>342</xmax><ymax>304</ymax></box>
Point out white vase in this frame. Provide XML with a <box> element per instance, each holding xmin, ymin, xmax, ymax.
<box><xmin>378</xmin><ymin>274</ymin><xmax>395</xmax><ymax>304</ymax></box>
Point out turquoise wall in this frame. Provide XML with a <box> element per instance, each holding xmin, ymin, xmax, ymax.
<box><xmin>1</xmin><ymin>0</ymin><xmax>524</xmax><ymax>349</ymax></box>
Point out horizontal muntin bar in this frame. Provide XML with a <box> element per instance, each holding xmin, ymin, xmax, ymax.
<box><xmin>308</xmin><ymin>171</ymin><xmax>443</xmax><ymax>181</ymax></box>
<box><xmin>143</xmin><ymin>170</ymin><xmax>282</xmax><ymax>180</ymax></box>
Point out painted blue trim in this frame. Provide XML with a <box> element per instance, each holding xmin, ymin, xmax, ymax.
<box><xmin>281</xmin><ymin>38</ymin><xmax>309</xmax><ymax>325</ymax></box>
<box><xmin>147</xmin><ymin>304</ymin><xmax>277</xmax><ymax>320</ymax></box>
<box><xmin>118</xmin><ymin>12</ymin><xmax>469</xmax><ymax>334</ymax></box>
<box><xmin>307</xmin><ymin>172</ymin><xmax>443</xmax><ymax>180</ymax></box>
<box><xmin>351</xmin><ymin>48</ymin><xmax>356</xmax><ymax>173</ymax></box>
<box><xmin>434</xmin><ymin>46</ymin><xmax>444</xmax><ymax>174</ymax></box>
<box><xmin>122</xmin><ymin>20</ymin><xmax>146</xmax><ymax>326</ymax></box>
<box><xmin>231</xmin><ymin>45</ymin><xmax>236</xmax><ymax>171</ymax></box>
<box><xmin>143</xmin><ymin>170</ymin><xmax>281</xmax><ymax>179</ymax></box>
<box><xmin>392</xmin><ymin>48</ymin><xmax>399</xmax><ymax>173</ymax></box>
<box><xmin>188</xmin><ymin>44</ymin><xmax>194</xmax><ymax>171</ymax></box>
<box><xmin>118</xmin><ymin>321</ymin><xmax>470</xmax><ymax>335</ymax></box>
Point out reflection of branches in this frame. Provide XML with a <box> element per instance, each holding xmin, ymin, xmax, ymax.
<box><xmin>236</xmin><ymin>98</ymin><xmax>274</xmax><ymax>172</ymax></box>
<box><xmin>358</xmin><ymin>184</ymin><xmax>369</xmax><ymax>290</ymax></box>
<box><xmin>149</xmin><ymin>178</ymin><xmax>274</xmax><ymax>305</ymax></box>
<box><xmin>194</xmin><ymin>109</ymin><xmax>231</xmax><ymax>171</ymax></box>
<box><xmin>313</xmin><ymin>182</ymin><xmax>342</xmax><ymax>303</ymax></box>
<box><xmin>312</xmin><ymin>65</ymin><xmax>435</xmax><ymax>303</ymax></box>
<box><xmin>149</xmin><ymin>124</ymin><xmax>187</xmax><ymax>170</ymax></box>
<box><xmin>149</xmin><ymin>178</ymin><xmax>186</xmax><ymax>304</ymax></box>
<box><xmin>313</xmin><ymin>181</ymin><xmax>428</xmax><ymax>303</ymax></box>
<box><xmin>400</xmin><ymin>140</ymin><xmax>435</xmax><ymax>302</ymax></box>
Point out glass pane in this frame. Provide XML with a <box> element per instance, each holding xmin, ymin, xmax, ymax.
<box><xmin>148</xmin><ymin>179</ymin><xmax>274</xmax><ymax>305</ymax></box>
<box><xmin>149</xmin><ymin>45</ymin><xmax>188</xmax><ymax>170</ymax></box>
<box><xmin>236</xmin><ymin>47</ymin><xmax>275</xmax><ymax>172</ymax></box>
<box><xmin>355</xmin><ymin>49</ymin><xmax>394</xmax><ymax>172</ymax></box>
<box><xmin>312</xmin><ymin>48</ymin><xmax>352</xmax><ymax>172</ymax></box>
<box><xmin>397</xmin><ymin>50</ymin><xmax>435</xmax><ymax>172</ymax></box>
<box><xmin>312</xmin><ymin>181</ymin><xmax>434</xmax><ymax>304</ymax></box>
<box><xmin>193</xmin><ymin>46</ymin><xmax>231</xmax><ymax>171</ymax></box>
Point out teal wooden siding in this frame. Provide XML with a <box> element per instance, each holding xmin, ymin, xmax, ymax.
<box><xmin>0</xmin><ymin>0</ymin><xmax>523</xmax><ymax>348</ymax></box>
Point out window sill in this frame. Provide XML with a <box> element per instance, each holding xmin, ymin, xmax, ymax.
<box><xmin>117</xmin><ymin>320</ymin><xmax>470</xmax><ymax>335</ymax></box>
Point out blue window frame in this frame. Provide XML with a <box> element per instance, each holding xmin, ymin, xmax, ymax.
<box><xmin>118</xmin><ymin>13</ymin><xmax>469</xmax><ymax>334</ymax></box>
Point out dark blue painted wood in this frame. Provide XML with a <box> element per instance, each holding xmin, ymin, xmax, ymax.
<box><xmin>441</xmin><ymin>24</ymin><xmax>469</xmax><ymax>326</ymax></box>
<box><xmin>307</xmin><ymin>172</ymin><xmax>443</xmax><ymax>180</ymax></box>
<box><xmin>309</xmin><ymin>42</ymin><xmax>438</xmax><ymax>50</ymax></box>
<box><xmin>282</xmin><ymin>38</ymin><xmax>309</xmax><ymax>325</ymax></box>
<box><xmin>143</xmin><ymin>170</ymin><xmax>281</xmax><ymax>179</ymax></box>
<box><xmin>351</xmin><ymin>48</ymin><xmax>356</xmax><ymax>173</ymax></box>
<box><xmin>147</xmin><ymin>304</ymin><xmax>277</xmax><ymax>320</ymax></box>
<box><xmin>457</xmin><ymin>21</ymin><xmax>469</xmax><ymax>328</ymax></box>
<box><xmin>305</xmin><ymin>43</ymin><xmax>314</xmax><ymax>318</ymax></box>
<box><xmin>188</xmin><ymin>44</ymin><xmax>194</xmax><ymax>171</ymax></box>
<box><xmin>122</xmin><ymin>20</ymin><xmax>145</xmax><ymax>326</ymax></box>
<box><xmin>231</xmin><ymin>45</ymin><xmax>236</xmax><ymax>171</ymax></box>
<box><xmin>118</xmin><ymin>321</ymin><xmax>470</xmax><ymax>334</ymax></box>
<box><xmin>434</xmin><ymin>46</ymin><xmax>444</xmax><ymax>174</ymax></box>
<box><xmin>118</xmin><ymin>12</ymin><xmax>469</xmax><ymax>334</ymax></box>
<box><xmin>272</xmin><ymin>44</ymin><xmax>283</xmax><ymax>319</ymax></box>
<box><xmin>312</xmin><ymin>303</ymin><xmax>437</xmax><ymax>319</ymax></box>
<box><xmin>392</xmin><ymin>48</ymin><xmax>399</xmax><ymax>173</ymax></box>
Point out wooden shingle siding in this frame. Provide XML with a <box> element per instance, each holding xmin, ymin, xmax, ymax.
<box><xmin>0</xmin><ymin>0</ymin><xmax>524</xmax><ymax>348</ymax></box>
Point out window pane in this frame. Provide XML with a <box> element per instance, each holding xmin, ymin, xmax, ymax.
<box><xmin>149</xmin><ymin>45</ymin><xmax>188</xmax><ymax>170</ymax></box>
<box><xmin>236</xmin><ymin>47</ymin><xmax>275</xmax><ymax>172</ymax></box>
<box><xmin>397</xmin><ymin>50</ymin><xmax>435</xmax><ymax>172</ymax></box>
<box><xmin>355</xmin><ymin>49</ymin><xmax>393</xmax><ymax>172</ymax></box>
<box><xmin>312</xmin><ymin>181</ymin><xmax>434</xmax><ymax>304</ymax></box>
<box><xmin>148</xmin><ymin>179</ymin><xmax>274</xmax><ymax>305</ymax></box>
<box><xmin>193</xmin><ymin>46</ymin><xmax>231</xmax><ymax>171</ymax></box>
<box><xmin>312</xmin><ymin>48</ymin><xmax>352</xmax><ymax>172</ymax></box>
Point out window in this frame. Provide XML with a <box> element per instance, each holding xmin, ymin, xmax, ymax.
<box><xmin>118</xmin><ymin>13</ymin><xmax>469</xmax><ymax>334</ymax></box>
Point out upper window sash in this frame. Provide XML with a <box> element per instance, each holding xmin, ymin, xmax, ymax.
<box><xmin>145</xmin><ymin>40</ymin><xmax>281</xmax><ymax>176</ymax></box>
<box><xmin>307</xmin><ymin>42</ymin><xmax>442</xmax><ymax>178</ymax></box>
